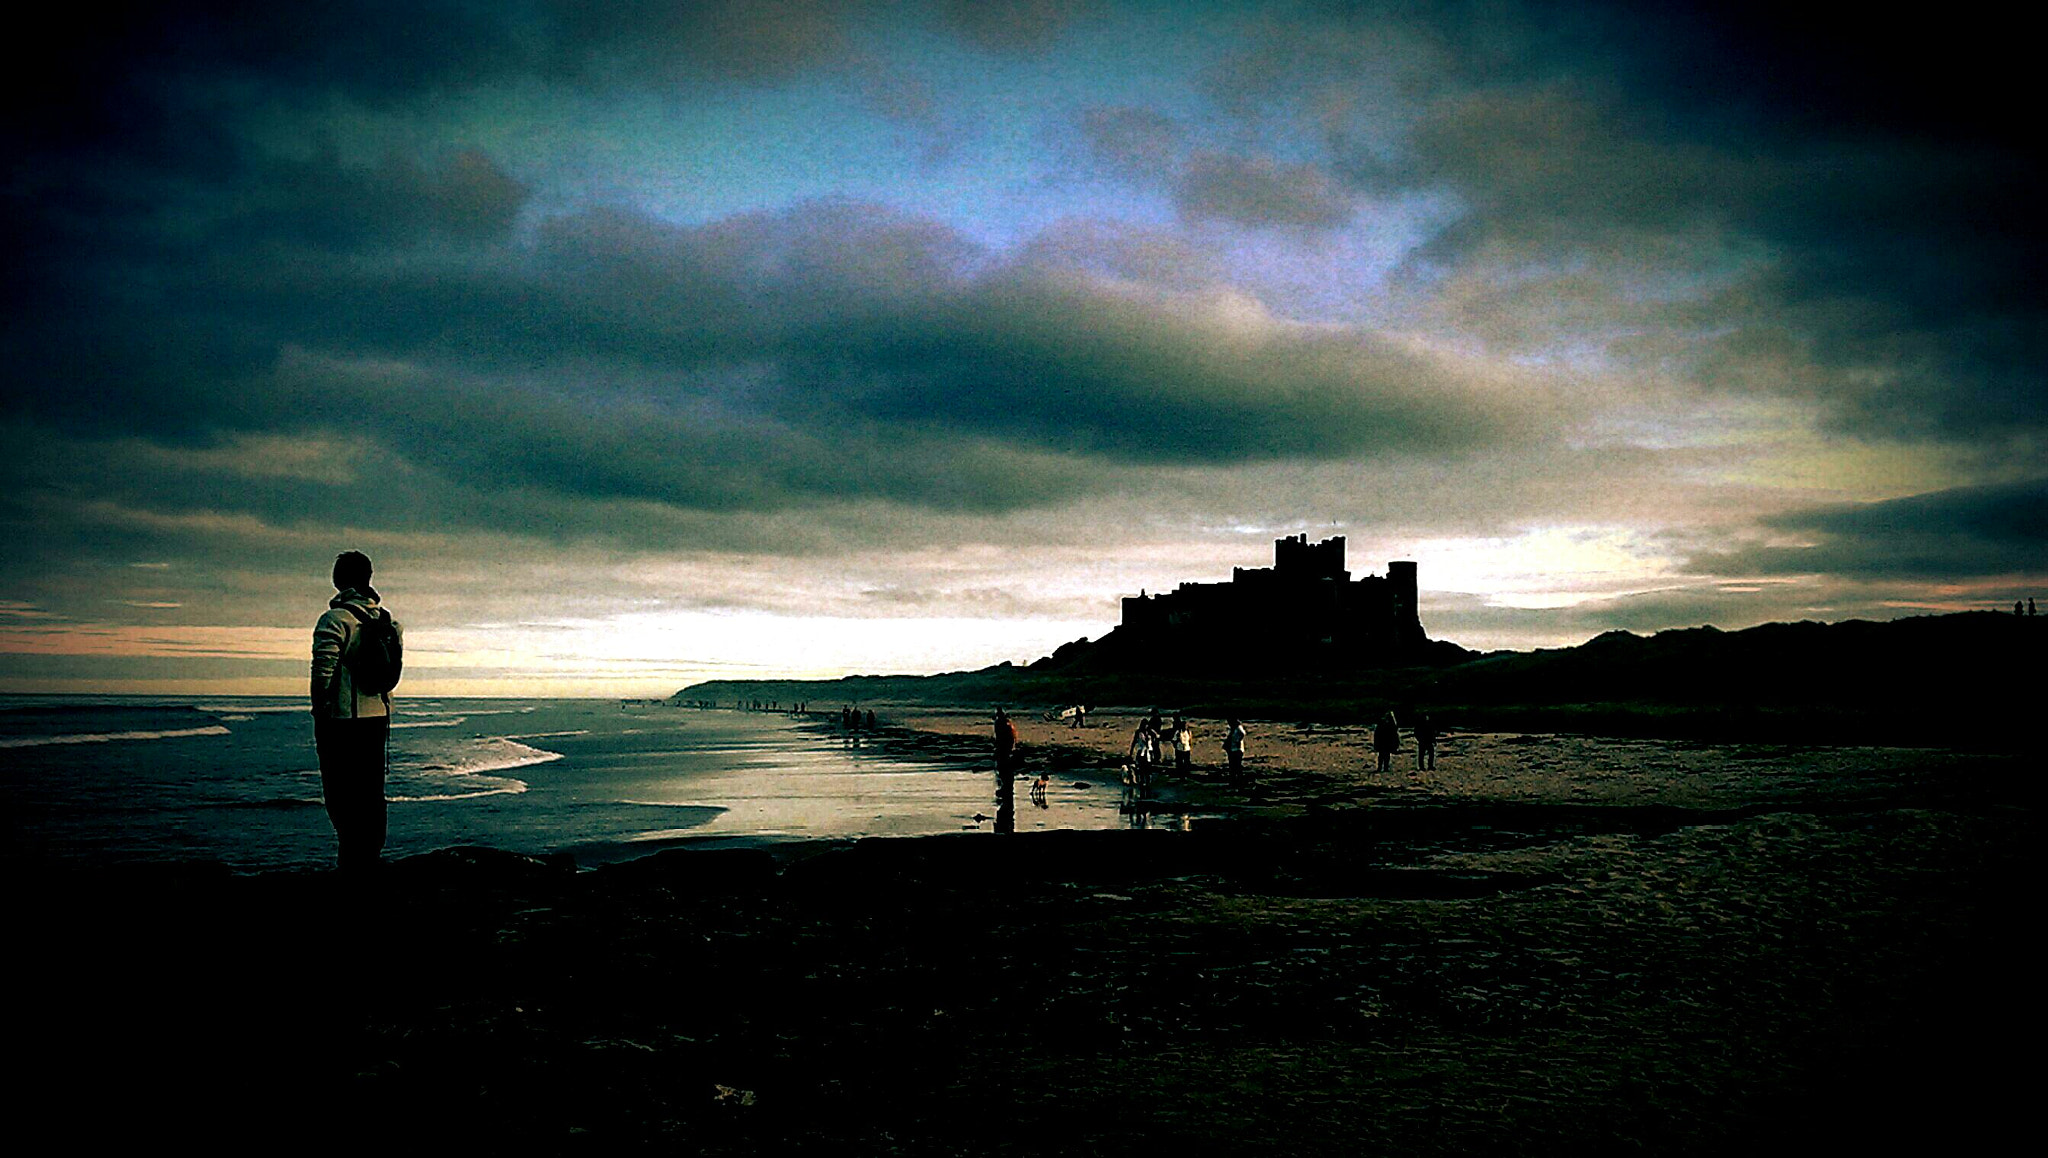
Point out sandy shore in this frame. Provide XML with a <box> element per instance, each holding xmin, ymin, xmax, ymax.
<box><xmin>15</xmin><ymin>710</ymin><xmax>2031</xmax><ymax>1153</ymax></box>
<box><xmin>885</xmin><ymin>705</ymin><xmax>2005</xmax><ymax>813</ymax></box>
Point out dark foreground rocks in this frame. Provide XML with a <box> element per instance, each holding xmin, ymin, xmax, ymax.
<box><xmin>17</xmin><ymin>797</ymin><xmax>2034</xmax><ymax>1154</ymax></box>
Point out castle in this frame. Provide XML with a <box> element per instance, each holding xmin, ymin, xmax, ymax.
<box><xmin>1118</xmin><ymin>535</ymin><xmax>1427</xmax><ymax>663</ymax></box>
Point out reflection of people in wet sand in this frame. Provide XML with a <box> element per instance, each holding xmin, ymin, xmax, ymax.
<box><xmin>1373</xmin><ymin>711</ymin><xmax>1400</xmax><ymax>775</ymax></box>
<box><xmin>993</xmin><ymin>709</ymin><xmax>1019</xmax><ymax>834</ymax></box>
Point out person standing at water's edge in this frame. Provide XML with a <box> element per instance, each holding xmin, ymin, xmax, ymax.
<box><xmin>311</xmin><ymin>551</ymin><xmax>402</xmax><ymax>873</ymax></box>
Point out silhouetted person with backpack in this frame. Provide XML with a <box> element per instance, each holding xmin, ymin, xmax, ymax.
<box><xmin>312</xmin><ymin>551</ymin><xmax>403</xmax><ymax>874</ymax></box>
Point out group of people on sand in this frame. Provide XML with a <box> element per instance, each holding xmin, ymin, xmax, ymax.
<box><xmin>1124</xmin><ymin>710</ymin><xmax>1199</xmax><ymax>794</ymax></box>
<box><xmin>990</xmin><ymin>702</ymin><xmax>1440</xmax><ymax>813</ymax></box>
<box><xmin>1000</xmin><ymin>707</ymin><xmax>1252</xmax><ymax>797</ymax></box>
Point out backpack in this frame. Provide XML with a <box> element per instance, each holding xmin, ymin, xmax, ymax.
<box><xmin>341</xmin><ymin>604</ymin><xmax>403</xmax><ymax>695</ymax></box>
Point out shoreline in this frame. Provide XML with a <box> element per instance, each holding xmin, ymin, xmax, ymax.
<box><xmin>16</xmin><ymin>704</ymin><xmax>2031</xmax><ymax>1152</ymax></box>
<box><xmin>11</xmin><ymin>702</ymin><xmax>2016</xmax><ymax>880</ymax></box>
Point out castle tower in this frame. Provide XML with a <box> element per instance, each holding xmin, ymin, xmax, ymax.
<box><xmin>1387</xmin><ymin>560</ymin><xmax>1424</xmax><ymax>645</ymax></box>
<box><xmin>1274</xmin><ymin>534</ymin><xmax>1349</xmax><ymax>581</ymax></box>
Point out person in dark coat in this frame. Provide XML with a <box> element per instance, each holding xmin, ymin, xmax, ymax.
<box><xmin>1372</xmin><ymin>711</ymin><xmax>1400</xmax><ymax>775</ymax></box>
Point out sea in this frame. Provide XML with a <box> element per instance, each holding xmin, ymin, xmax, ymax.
<box><xmin>1</xmin><ymin>696</ymin><xmax>1126</xmax><ymax>871</ymax></box>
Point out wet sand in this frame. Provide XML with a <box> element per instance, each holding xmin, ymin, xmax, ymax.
<box><xmin>16</xmin><ymin>709</ymin><xmax>2031</xmax><ymax>1153</ymax></box>
<box><xmin>887</xmin><ymin>706</ymin><xmax>2010</xmax><ymax>814</ymax></box>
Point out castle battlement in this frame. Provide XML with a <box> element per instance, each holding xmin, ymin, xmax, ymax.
<box><xmin>1120</xmin><ymin>535</ymin><xmax>1425</xmax><ymax>661</ymax></box>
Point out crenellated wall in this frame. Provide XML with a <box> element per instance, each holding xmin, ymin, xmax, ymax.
<box><xmin>1119</xmin><ymin>536</ymin><xmax>1427</xmax><ymax>661</ymax></box>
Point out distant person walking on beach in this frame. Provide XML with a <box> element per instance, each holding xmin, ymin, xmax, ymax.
<box><xmin>1413</xmin><ymin>711</ymin><xmax>1438</xmax><ymax>773</ymax></box>
<box><xmin>311</xmin><ymin>551</ymin><xmax>402</xmax><ymax>874</ymax></box>
<box><xmin>1225</xmin><ymin>717</ymin><xmax>1247</xmax><ymax>786</ymax></box>
<box><xmin>1171</xmin><ymin>715</ymin><xmax>1193</xmax><ymax>775</ymax></box>
<box><xmin>1373</xmin><ymin>711</ymin><xmax>1400</xmax><ymax>776</ymax></box>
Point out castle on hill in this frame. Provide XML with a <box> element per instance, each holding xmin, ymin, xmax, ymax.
<box><xmin>1118</xmin><ymin>534</ymin><xmax>1427</xmax><ymax>663</ymax></box>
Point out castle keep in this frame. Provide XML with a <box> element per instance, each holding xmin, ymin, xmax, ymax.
<box><xmin>1119</xmin><ymin>535</ymin><xmax>1426</xmax><ymax>663</ymax></box>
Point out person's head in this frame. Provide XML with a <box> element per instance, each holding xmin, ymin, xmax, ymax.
<box><xmin>332</xmin><ymin>550</ymin><xmax>373</xmax><ymax>592</ymax></box>
<box><xmin>995</xmin><ymin>708</ymin><xmax>1008</xmax><ymax>722</ymax></box>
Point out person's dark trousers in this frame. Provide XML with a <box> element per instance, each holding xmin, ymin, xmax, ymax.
<box><xmin>316</xmin><ymin>716</ymin><xmax>389</xmax><ymax>872</ymax></box>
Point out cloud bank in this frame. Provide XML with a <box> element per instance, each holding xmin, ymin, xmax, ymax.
<box><xmin>5</xmin><ymin>0</ymin><xmax>2040</xmax><ymax>689</ymax></box>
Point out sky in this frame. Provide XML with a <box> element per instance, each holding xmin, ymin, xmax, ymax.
<box><xmin>4</xmin><ymin>0</ymin><xmax>2043</xmax><ymax>697</ymax></box>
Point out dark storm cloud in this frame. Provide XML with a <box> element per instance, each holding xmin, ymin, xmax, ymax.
<box><xmin>1173</xmin><ymin>152</ymin><xmax>1354</xmax><ymax>230</ymax></box>
<box><xmin>230</xmin><ymin>149</ymin><xmax>533</xmax><ymax>249</ymax></box>
<box><xmin>5</xmin><ymin>2</ymin><xmax>852</xmax><ymax>117</ymax></box>
<box><xmin>1075</xmin><ymin>105</ymin><xmax>1187</xmax><ymax>178</ymax></box>
<box><xmin>937</xmin><ymin>0</ymin><xmax>1090</xmax><ymax>53</ymax></box>
<box><xmin>1072</xmin><ymin>106</ymin><xmax>1355</xmax><ymax>231</ymax></box>
<box><xmin>1210</xmin><ymin>1</ymin><xmax>2045</xmax><ymax>447</ymax></box>
<box><xmin>1686</xmin><ymin>480</ymin><xmax>2048</xmax><ymax>582</ymax></box>
<box><xmin>7</xmin><ymin>166</ymin><xmax>1525</xmax><ymax>536</ymax></box>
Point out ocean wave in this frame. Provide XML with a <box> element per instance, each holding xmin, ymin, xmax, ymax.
<box><xmin>411</xmin><ymin>738</ymin><xmax>565</xmax><ymax>777</ymax></box>
<box><xmin>0</xmin><ymin>725</ymin><xmax>232</xmax><ymax>749</ymax></box>
<box><xmin>386</xmin><ymin>737</ymin><xmax>559</xmax><ymax>803</ymax></box>
<box><xmin>391</xmin><ymin>718</ymin><xmax>464</xmax><ymax>729</ymax></box>
<box><xmin>193</xmin><ymin>704</ymin><xmax>303</xmax><ymax>714</ymax></box>
<box><xmin>505</xmin><ymin>729</ymin><xmax>591</xmax><ymax>740</ymax></box>
<box><xmin>390</xmin><ymin>780</ymin><xmax>530</xmax><ymax>803</ymax></box>
<box><xmin>623</xmin><ymin>823</ymin><xmax>723</xmax><ymax>843</ymax></box>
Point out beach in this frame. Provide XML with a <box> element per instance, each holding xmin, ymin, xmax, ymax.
<box><xmin>15</xmin><ymin>705</ymin><xmax>2031</xmax><ymax>1153</ymax></box>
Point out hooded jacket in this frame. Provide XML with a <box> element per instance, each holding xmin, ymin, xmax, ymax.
<box><xmin>311</xmin><ymin>586</ymin><xmax>399</xmax><ymax>719</ymax></box>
